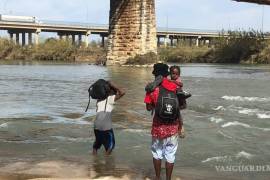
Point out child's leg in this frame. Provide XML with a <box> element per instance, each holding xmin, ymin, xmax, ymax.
<box><xmin>104</xmin><ymin>129</ymin><xmax>115</xmax><ymax>155</ymax></box>
<box><xmin>93</xmin><ymin>129</ymin><xmax>102</xmax><ymax>155</ymax></box>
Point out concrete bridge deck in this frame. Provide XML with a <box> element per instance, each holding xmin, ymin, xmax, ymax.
<box><xmin>0</xmin><ymin>19</ymin><xmax>225</xmax><ymax>47</ymax></box>
<box><xmin>233</xmin><ymin>0</ymin><xmax>270</xmax><ymax>5</ymax></box>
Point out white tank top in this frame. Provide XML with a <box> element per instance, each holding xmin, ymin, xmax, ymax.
<box><xmin>94</xmin><ymin>95</ymin><xmax>115</xmax><ymax>130</ymax></box>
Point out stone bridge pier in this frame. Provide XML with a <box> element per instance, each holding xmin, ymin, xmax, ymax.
<box><xmin>107</xmin><ymin>0</ymin><xmax>157</xmax><ymax>65</ymax></box>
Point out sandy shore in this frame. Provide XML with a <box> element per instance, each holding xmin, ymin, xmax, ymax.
<box><xmin>29</xmin><ymin>176</ymin><xmax>133</xmax><ymax>180</ymax></box>
<box><xmin>0</xmin><ymin>176</ymin><xmax>134</xmax><ymax>180</ymax></box>
<box><xmin>0</xmin><ymin>160</ymin><xmax>144</xmax><ymax>180</ymax></box>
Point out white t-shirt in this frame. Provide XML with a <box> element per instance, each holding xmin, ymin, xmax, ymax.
<box><xmin>94</xmin><ymin>95</ymin><xmax>115</xmax><ymax>130</ymax></box>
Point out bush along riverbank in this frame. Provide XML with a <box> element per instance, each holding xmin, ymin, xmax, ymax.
<box><xmin>127</xmin><ymin>31</ymin><xmax>270</xmax><ymax>65</ymax></box>
<box><xmin>1</xmin><ymin>30</ymin><xmax>270</xmax><ymax>65</ymax></box>
<box><xmin>203</xmin><ymin>31</ymin><xmax>269</xmax><ymax>64</ymax></box>
<box><xmin>0</xmin><ymin>38</ymin><xmax>106</xmax><ymax>64</ymax></box>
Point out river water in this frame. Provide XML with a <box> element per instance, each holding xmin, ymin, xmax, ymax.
<box><xmin>0</xmin><ymin>63</ymin><xmax>270</xmax><ymax>180</ymax></box>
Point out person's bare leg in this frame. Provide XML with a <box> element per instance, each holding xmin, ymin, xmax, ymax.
<box><xmin>165</xmin><ymin>161</ymin><xmax>174</xmax><ymax>180</ymax></box>
<box><xmin>105</xmin><ymin>149</ymin><xmax>112</xmax><ymax>155</ymax></box>
<box><xmin>92</xmin><ymin>148</ymin><xmax>97</xmax><ymax>155</ymax></box>
<box><xmin>153</xmin><ymin>158</ymin><xmax>161</xmax><ymax>180</ymax></box>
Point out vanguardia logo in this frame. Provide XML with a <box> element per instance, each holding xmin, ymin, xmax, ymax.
<box><xmin>215</xmin><ymin>165</ymin><xmax>270</xmax><ymax>172</ymax></box>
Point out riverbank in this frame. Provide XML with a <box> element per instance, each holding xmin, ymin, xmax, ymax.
<box><xmin>0</xmin><ymin>31</ymin><xmax>269</xmax><ymax>65</ymax></box>
<box><xmin>0</xmin><ymin>38</ymin><xmax>106</xmax><ymax>64</ymax></box>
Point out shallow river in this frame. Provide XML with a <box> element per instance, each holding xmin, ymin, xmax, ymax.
<box><xmin>0</xmin><ymin>63</ymin><xmax>270</xmax><ymax>180</ymax></box>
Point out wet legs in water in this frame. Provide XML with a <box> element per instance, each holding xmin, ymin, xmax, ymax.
<box><xmin>92</xmin><ymin>148</ymin><xmax>97</xmax><ymax>155</ymax></box>
<box><xmin>153</xmin><ymin>158</ymin><xmax>174</xmax><ymax>180</ymax></box>
<box><xmin>153</xmin><ymin>158</ymin><xmax>161</xmax><ymax>180</ymax></box>
<box><xmin>166</xmin><ymin>161</ymin><xmax>174</xmax><ymax>180</ymax></box>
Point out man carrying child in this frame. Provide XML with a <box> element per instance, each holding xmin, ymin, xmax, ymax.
<box><xmin>144</xmin><ymin>63</ymin><xmax>185</xmax><ymax>180</ymax></box>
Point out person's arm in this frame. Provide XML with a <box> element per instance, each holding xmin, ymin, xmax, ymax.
<box><xmin>108</xmin><ymin>81</ymin><xmax>125</xmax><ymax>101</ymax></box>
<box><xmin>144</xmin><ymin>91</ymin><xmax>154</xmax><ymax>111</ymax></box>
<box><xmin>178</xmin><ymin>114</ymin><xmax>185</xmax><ymax>138</ymax></box>
<box><xmin>145</xmin><ymin>75</ymin><xmax>163</xmax><ymax>93</ymax></box>
<box><xmin>146</xmin><ymin>103</ymin><xmax>154</xmax><ymax>111</ymax></box>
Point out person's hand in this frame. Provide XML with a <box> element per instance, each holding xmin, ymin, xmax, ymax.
<box><xmin>107</xmin><ymin>81</ymin><xmax>117</xmax><ymax>90</ymax></box>
<box><xmin>178</xmin><ymin>126</ymin><xmax>185</xmax><ymax>138</ymax></box>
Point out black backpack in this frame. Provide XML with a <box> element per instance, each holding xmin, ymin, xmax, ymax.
<box><xmin>85</xmin><ymin>79</ymin><xmax>110</xmax><ymax>112</ymax></box>
<box><xmin>155</xmin><ymin>86</ymin><xmax>180</xmax><ymax>123</ymax></box>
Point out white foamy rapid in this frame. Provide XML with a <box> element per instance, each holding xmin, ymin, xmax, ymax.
<box><xmin>236</xmin><ymin>151</ymin><xmax>254</xmax><ymax>159</ymax></box>
<box><xmin>222</xmin><ymin>96</ymin><xmax>270</xmax><ymax>102</ymax></box>
<box><xmin>257</xmin><ymin>113</ymin><xmax>270</xmax><ymax>119</ymax></box>
<box><xmin>202</xmin><ymin>151</ymin><xmax>254</xmax><ymax>163</ymax></box>
<box><xmin>238</xmin><ymin>108</ymin><xmax>259</xmax><ymax>115</ymax></box>
<box><xmin>42</xmin><ymin>116</ymin><xmax>91</xmax><ymax>125</ymax></box>
<box><xmin>234</xmin><ymin>107</ymin><xmax>270</xmax><ymax>119</ymax></box>
<box><xmin>221</xmin><ymin>121</ymin><xmax>251</xmax><ymax>128</ymax></box>
<box><xmin>221</xmin><ymin>121</ymin><xmax>270</xmax><ymax>131</ymax></box>
<box><xmin>202</xmin><ymin>156</ymin><xmax>229</xmax><ymax>163</ymax></box>
<box><xmin>51</xmin><ymin>136</ymin><xmax>90</xmax><ymax>143</ymax></box>
<box><xmin>0</xmin><ymin>122</ymin><xmax>8</xmax><ymax>128</ymax></box>
<box><xmin>213</xmin><ymin>106</ymin><xmax>226</xmax><ymax>111</ymax></box>
<box><xmin>123</xmin><ymin>129</ymin><xmax>149</xmax><ymax>134</ymax></box>
<box><xmin>218</xmin><ymin>130</ymin><xmax>233</xmax><ymax>139</ymax></box>
<box><xmin>210</xmin><ymin>117</ymin><xmax>224</xmax><ymax>123</ymax></box>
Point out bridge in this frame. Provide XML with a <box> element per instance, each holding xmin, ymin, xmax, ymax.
<box><xmin>0</xmin><ymin>19</ymin><xmax>223</xmax><ymax>48</ymax></box>
<box><xmin>107</xmin><ymin>0</ymin><xmax>270</xmax><ymax>64</ymax></box>
<box><xmin>1</xmin><ymin>0</ymin><xmax>268</xmax><ymax>64</ymax></box>
<box><xmin>233</xmin><ymin>0</ymin><xmax>270</xmax><ymax>5</ymax></box>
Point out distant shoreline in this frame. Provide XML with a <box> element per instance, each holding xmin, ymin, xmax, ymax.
<box><xmin>1</xmin><ymin>35</ymin><xmax>270</xmax><ymax>65</ymax></box>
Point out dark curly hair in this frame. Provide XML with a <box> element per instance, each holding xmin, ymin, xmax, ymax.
<box><xmin>170</xmin><ymin>65</ymin><xmax>181</xmax><ymax>75</ymax></box>
<box><xmin>152</xmin><ymin>63</ymin><xmax>170</xmax><ymax>77</ymax></box>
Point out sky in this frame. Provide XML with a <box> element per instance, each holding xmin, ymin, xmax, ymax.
<box><xmin>0</xmin><ymin>0</ymin><xmax>270</xmax><ymax>32</ymax></box>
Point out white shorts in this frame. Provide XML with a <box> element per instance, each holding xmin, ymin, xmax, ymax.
<box><xmin>151</xmin><ymin>134</ymin><xmax>179</xmax><ymax>163</ymax></box>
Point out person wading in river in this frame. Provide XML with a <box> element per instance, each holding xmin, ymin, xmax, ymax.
<box><xmin>144</xmin><ymin>63</ymin><xmax>183</xmax><ymax>180</ymax></box>
<box><xmin>92</xmin><ymin>81</ymin><xmax>125</xmax><ymax>155</ymax></box>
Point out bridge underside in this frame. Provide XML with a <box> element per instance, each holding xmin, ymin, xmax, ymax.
<box><xmin>233</xmin><ymin>0</ymin><xmax>270</xmax><ymax>5</ymax></box>
<box><xmin>107</xmin><ymin>0</ymin><xmax>157</xmax><ymax>65</ymax></box>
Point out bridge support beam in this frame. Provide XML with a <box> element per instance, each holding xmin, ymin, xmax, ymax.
<box><xmin>78</xmin><ymin>34</ymin><xmax>82</xmax><ymax>46</ymax></box>
<box><xmin>189</xmin><ymin>38</ymin><xmax>192</xmax><ymax>47</ymax></box>
<box><xmin>176</xmin><ymin>38</ymin><xmax>180</xmax><ymax>46</ymax></box>
<box><xmin>15</xmin><ymin>33</ymin><xmax>19</xmax><ymax>45</ymax></box>
<box><xmin>22</xmin><ymin>33</ymin><xmax>26</xmax><ymax>46</ymax></box>
<box><xmin>35</xmin><ymin>29</ymin><xmax>41</xmax><ymax>45</ymax></box>
<box><xmin>28</xmin><ymin>33</ymin><xmax>32</xmax><ymax>45</ymax></box>
<box><xmin>85</xmin><ymin>31</ymin><xmax>91</xmax><ymax>47</ymax></box>
<box><xmin>100</xmin><ymin>34</ymin><xmax>107</xmax><ymax>48</ymax></box>
<box><xmin>58</xmin><ymin>32</ymin><xmax>67</xmax><ymax>41</ymax></box>
<box><xmin>196</xmin><ymin>36</ymin><xmax>201</xmax><ymax>47</ymax></box>
<box><xmin>107</xmin><ymin>0</ymin><xmax>157</xmax><ymax>65</ymax></box>
<box><xmin>164</xmin><ymin>35</ymin><xmax>169</xmax><ymax>47</ymax></box>
<box><xmin>9</xmin><ymin>33</ymin><xmax>13</xmax><ymax>41</ymax></box>
<box><xmin>72</xmin><ymin>34</ymin><xmax>76</xmax><ymax>45</ymax></box>
<box><xmin>170</xmin><ymin>36</ymin><xmax>174</xmax><ymax>46</ymax></box>
<box><xmin>157</xmin><ymin>36</ymin><xmax>161</xmax><ymax>47</ymax></box>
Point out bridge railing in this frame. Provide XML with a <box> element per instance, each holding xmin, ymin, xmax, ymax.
<box><xmin>40</xmin><ymin>20</ymin><xmax>223</xmax><ymax>34</ymax></box>
<box><xmin>157</xmin><ymin>27</ymin><xmax>221</xmax><ymax>34</ymax></box>
<box><xmin>40</xmin><ymin>19</ymin><xmax>109</xmax><ymax>29</ymax></box>
<box><xmin>1</xmin><ymin>18</ymin><xmax>268</xmax><ymax>37</ymax></box>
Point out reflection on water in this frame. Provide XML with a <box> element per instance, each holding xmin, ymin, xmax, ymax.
<box><xmin>0</xmin><ymin>63</ymin><xmax>270</xmax><ymax>179</ymax></box>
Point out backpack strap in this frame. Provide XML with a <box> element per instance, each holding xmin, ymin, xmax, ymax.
<box><xmin>159</xmin><ymin>85</ymin><xmax>166</xmax><ymax>94</ymax></box>
<box><xmin>85</xmin><ymin>88</ymin><xmax>91</xmax><ymax>112</ymax></box>
<box><xmin>104</xmin><ymin>97</ymin><xmax>108</xmax><ymax>112</ymax></box>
